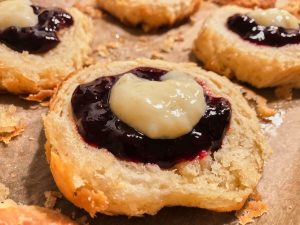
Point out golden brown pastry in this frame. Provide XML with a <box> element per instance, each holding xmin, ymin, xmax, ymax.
<box><xmin>0</xmin><ymin>1</ymin><xmax>93</xmax><ymax>95</ymax></box>
<box><xmin>209</xmin><ymin>0</ymin><xmax>275</xmax><ymax>9</ymax></box>
<box><xmin>0</xmin><ymin>204</ymin><xmax>77</xmax><ymax>225</ymax></box>
<box><xmin>194</xmin><ymin>6</ymin><xmax>300</xmax><ymax>88</ymax></box>
<box><xmin>0</xmin><ymin>105</ymin><xmax>24</xmax><ymax>144</ymax></box>
<box><xmin>97</xmin><ymin>0</ymin><xmax>202</xmax><ymax>31</ymax></box>
<box><xmin>44</xmin><ymin>58</ymin><xmax>270</xmax><ymax>217</ymax></box>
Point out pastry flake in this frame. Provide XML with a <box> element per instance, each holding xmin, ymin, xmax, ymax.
<box><xmin>0</xmin><ymin>105</ymin><xmax>24</xmax><ymax>144</ymax></box>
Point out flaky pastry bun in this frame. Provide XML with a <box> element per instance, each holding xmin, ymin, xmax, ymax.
<box><xmin>0</xmin><ymin>8</ymin><xmax>93</xmax><ymax>95</ymax></box>
<box><xmin>194</xmin><ymin>6</ymin><xmax>300</xmax><ymax>88</ymax></box>
<box><xmin>44</xmin><ymin>58</ymin><xmax>270</xmax><ymax>217</ymax></box>
<box><xmin>97</xmin><ymin>0</ymin><xmax>202</xmax><ymax>31</ymax></box>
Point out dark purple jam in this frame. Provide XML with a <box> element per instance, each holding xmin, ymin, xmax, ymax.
<box><xmin>71</xmin><ymin>67</ymin><xmax>232</xmax><ymax>168</ymax></box>
<box><xmin>227</xmin><ymin>14</ymin><xmax>300</xmax><ymax>47</ymax></box>
<box><xmin>0</xmin><ymin>5</ymin><xmax>73</xmax><ymax>54</ymax></box>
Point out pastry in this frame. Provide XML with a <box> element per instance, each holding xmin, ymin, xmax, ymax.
<box><xmin>0</xmin><ymin>0</ymin><xmax>93</xmax><ymax>95</ymax></box>
<box><xmin>96</xmin><ymin>0</ymin><xmax>202</xmax><ymax>31</ymax></box>
<box><xmin>0</xmin><ymin>203</ymin><xmax>77</xmax><ymax>225</ymax></box>
<box><xmin>209</xmin><ymin>0</ymin><xmax>275</xmax><ymax>9</ymax></box>
<box><xmin>44</xmin><ymin>58</ymin><xmax>270</xmax><ymax>217</ymax></box>
<box><xmin>194</xmin><ymin>6</ymin><xmax>300</xmax><ymax>88</ymax></box>
<box><xmin>0</xmin><ymin>105</ymin><xmax>24</xmax><ymax>144</ymax></box>
<box><xmin>0</xmin><ymin>184</ymin><xmax>76</xmax><ymax>225</ymax></box>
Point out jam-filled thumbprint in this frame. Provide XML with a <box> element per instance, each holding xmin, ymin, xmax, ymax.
<box><xmin>71</xmin><ymin>67</ymin><xmax>232</xmax><ymax>168</ymax></box>
<box><xmin>0</xmin><ymin>6</ymin><xmax>73</xmax><ymax>54</ymax></box>
<box><xmin>227</xmin><ymin>14</ymin><xmax>300</xmax><ymax>47</ymax></box>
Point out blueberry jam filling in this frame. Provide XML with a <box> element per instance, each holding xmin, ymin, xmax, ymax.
<box><xmin>227</xmin><ymin>14</ymin><xmax>300</xmax><ymax>47</ymax></box>
<box><xmin>71</xmin><ymin>67</ymin><xmax>232</xmax><ymax>168</ymax></box>
<box><xmin>0</xmin><ymin>5</ymin><xmax>73</xmax><ymax>54</ymax></box>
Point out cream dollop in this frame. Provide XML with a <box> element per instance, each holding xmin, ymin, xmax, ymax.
<box><xmin>109</xmin><ymin>71</ymin><xmax>207</xmax><ymax>139</ymax></box>
<box><xmin>248</xmin><ymin>8</ymin><xmax>300</xmax><ymax>29</ymax></box>
<box><xmin>0</xmin><ymin>0</ymin><xmax>38</xmax><ymax>30</ymax></box>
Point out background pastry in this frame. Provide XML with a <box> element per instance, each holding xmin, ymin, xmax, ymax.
<box><xmin>0</xmin><ymin>183</ymin><xmax>77</xmax><ymax>225</ymax></box>
<box><xmin>0</xmin><ymin>0</ymin><xmax>93</xmax><ymax>95</ymax></box>
<box><xmin>0</xmin><ymin>203</ymin><xmax>77</xmax><ymax>225</ymax></box>
<box><xmin>194</xmin><ymin>6</ymin><xmax>300</xmax><ymax>88</ymax></box>
<box><xmin>208</xmin><ymin>0</ymin><xmax>275</xmax><ymax>9</ymax></box>
<box><xmin>44</xmin><ymin>58</ymin><xmax>270</xmax><ymax>217</ymax></box>
<box><xmin>97</xmin><ymin>0</ymin><xmax>202</xmax><ymax>31</ymax></box>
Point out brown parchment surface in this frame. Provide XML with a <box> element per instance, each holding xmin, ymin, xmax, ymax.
<box><xmin>0</xmin><ymin>0</ymin><xmax>299</xmax><ymax>224</ymax></box>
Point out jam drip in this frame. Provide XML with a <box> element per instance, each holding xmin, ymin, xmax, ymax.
<box><xmin>71</xmin><ymin>67</ymin><xmax>232</xmax><ymax>168</ymax></box>
<box><xmin>227</xmin><ymin>14</ymin><xmax>300</xmax><ymax>47</ymax></box>
<box><xmin>0</xmin><ymin>5</ymin><xmax>73</xmax><ymax>54</ymax></box>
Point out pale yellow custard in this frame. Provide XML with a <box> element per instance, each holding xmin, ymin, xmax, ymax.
<box><xmin>109</xmin><ymin>71</ymin><xmax>206</xmax><ymax>139</ymax></box>
<box><xmin>0</xmin><ymin>0</ymin><xmax>38</xmax><ymax>30</ymax></box>
<box><xmin>248</xmin><ymin>8</ymin><xmax>299</xmax><ymax>29</ymax></box>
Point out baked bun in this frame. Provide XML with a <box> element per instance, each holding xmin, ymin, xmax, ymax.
<box><xmin>0</xmin><ymin>204</ymin><xmax>77</xmax><ymax>225</ymax></box>
<box><xmin>44</xmin><ymin>58</ymin><xmax>270</xmax><ymax>217</ymax></box>
<box><xmin>0</xmin><ymin>7</ymin><xmax>93</xmax><ymax>95</ymax></box>
<box><xmin>194</xmin><ymin>6</ymin><xmax>300</xmax><ymax>88</ymax></box>
<box><xmin>209</xmin><ymin>0</ymin><xmax>275</xmax><ymax>9</ymax></box>
<box><xmin>96</xmin><ymin>0</ymin><xmax>202</xmax><ymax>31</ymax></box>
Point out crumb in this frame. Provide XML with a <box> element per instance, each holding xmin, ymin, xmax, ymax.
<box><xmin>74</xmin><ymin>2</ymin><xmax>102</xmax><ymax>18</ymax></box>
<box><xmin>106</xmin><ymin>41</ymin><xmax>120</xmax><ymax>50</ymax></box>
<box><xmin>25</xmin><ymin>90</ymin><xmax>54</xmax><ymax>103</ymax></box>
<box><xmin>96</xmin><ymin>44</ymin><xmax>110</xmax><ymax>58</ymax></box>
<box><xmin>174</xmin><ymin>33</ymin><xmax>184</xmax><ymax>42</ymax></box>
<box><xmin>275</xmin><ymin>85</ymin><xmax>293</xmax><ymax>100</ymax></box>
<box><xmin>151</xmin><ymin>51</ymin><xmax>164</xmax><ymax>59</ymax></box>
<box><xmin>0</xmin><ymin>105</ymin><xmax>24</xmax><ymax>144</ymax></box>
<box><xmin>95</xmin><ymin>41</ymin><xmax>123</xmax><ymax>60</ymax></box>
<box><xmin>44</xmin><ymin>191</ymin><xmax>62</xmax><ymax>209</ymax></box>
<box><xmin>161</xmin><ymin>36</ymin><xmax>175</xmax><ymax>53</ymax></box>
<box><xmin>241</xmin><ymin>87</ymin><xmax>277</xmax><ymax>118</ymax></box>
<box><xmin>236</xmin><ymin>191</ymin><xmax>268</xmax><ymax>225</ymax></box>
<box><xmin>160</xmin><ymin>34</ymin><xmax>184</xmax><ymax>53</ymax></box>
<box><xmin>0</xmin><ymin>183</ymin><xmax>9</xmax><ymax>202</ymax></box>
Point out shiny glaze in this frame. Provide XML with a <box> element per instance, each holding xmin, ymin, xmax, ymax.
<box><xmin>227</xmin><ymin>14</ymin><xmax>300</xmax><ymax>47</ymax></box>
<box><xmin>71</xmin><ymin>67</ymin><xmax>232</xmax><ymax>168</ymax></box>
<box><xmin>0</xmin><ymin>5</ymin><xmax>73</xmax><ymax>53</ymax></box>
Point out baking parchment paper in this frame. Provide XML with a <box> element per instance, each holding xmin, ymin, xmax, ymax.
<box><xmin>0</xmin><ymin>0</ymin><xmax>299</xmax><ymax>224</ymax></box>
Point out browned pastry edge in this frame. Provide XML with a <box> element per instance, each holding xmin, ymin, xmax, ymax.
<box><xmin>0</xmin><ymin>205</ymin><xmax>78</xmax><ymax>225</ymax></box>
<box><xmin>0</xmin><ymin>105</ymin><xmax>24</xmax><ymax>144</ymax></box>
<box><xmin>97</xmin><ymin>0</ymin><xmax>202</xmax><ymax>31</ymax></box>
<box><xmin>209</xmin><ymin>0</ymin><xmax>275</xmax><ymax>8</ymax></box>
